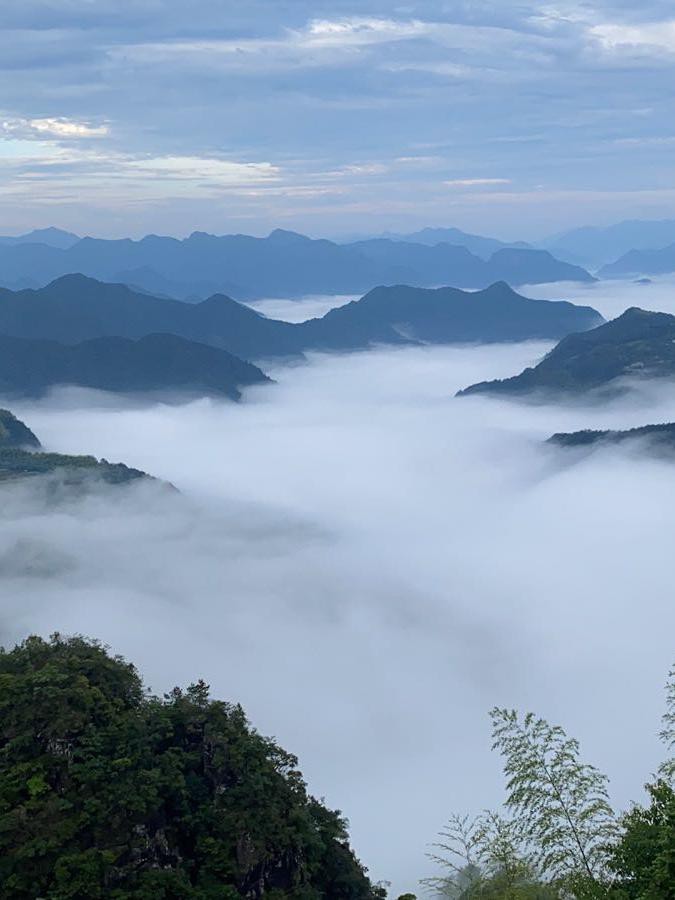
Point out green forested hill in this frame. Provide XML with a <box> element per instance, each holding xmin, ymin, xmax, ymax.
<box><xmin>548</xmin><ymin>422</ymin><xmax>675</xmax><ymax>453</ymax></box>
<box><xmin>0</xmin><ymin>409</ymin><xmax>152</xmax><ymax>487</ymax></box>
<box><xmin>459</xmin><ymin>307</ymin><xmax>675</xmax><ymax>398</ymax></box>
<box><xmin>0</xmin><ymin>635</ymin><xmax>383</xmax><ymax>899</ymax></box>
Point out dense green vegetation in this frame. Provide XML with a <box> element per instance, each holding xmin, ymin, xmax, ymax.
<box><xmin>0</xmin><ymin>446</ymin><xmax>149</xmax><ymax>485</ymax></box>
<box><xmin>0</xmin><ymin>635</ymin><xmax>384</xmax><ymax>899</ymax></box>
<box><xmin>425</xmin><ymin>669</ymin><xmax>675</xmax><ymax>899</ymax></box>
<box><xmin>0</xmin><ymin>410</ymin><xmax>151</xmax><ymax>486</ymax></box>
<box><xmin>548</xmin><ymin>423</ymin><xmax>675</xmax><ymax>454</ymax></box>
<box><xmin>1</xmin><ymin>633</ymin><xmax>671</xmax><ymax>898</ymax></box>
<box><xmin>458</xmin><ymin>307</ymin><xmax>675</xmax><ymax>398</ymax></box>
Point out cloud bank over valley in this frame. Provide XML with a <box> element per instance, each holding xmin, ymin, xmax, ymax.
<box><xmin>2</xmin><ymin>302</ymin><xmax>674</xmax><ymax>891</ymax></box>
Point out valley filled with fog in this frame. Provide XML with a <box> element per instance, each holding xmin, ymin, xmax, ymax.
<box><xmin>2</xmin><ymin>279</ymin><xmax>674</xmax><ymax>893</ymax></box>
<box><xmin>525</xmin><ymin>274</ymin><xmax>675</xmax><ymax>320</ymax></box>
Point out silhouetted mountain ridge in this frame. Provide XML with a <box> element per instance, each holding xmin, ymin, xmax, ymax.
<box><xmin>542</xmin><ymin>219</ymin><xmax>675</xmax><ymax>268</ymax></box>
<box><xmin>599</xmin><ymin>242</ymin><xmax>675</xmax><ymax>278</ymax></box>
<box><xmin>0</xmin><ymin>227</ymin><xmax>80</xmax><ymax>250</ymax></box>
<box><xmin>0</xmin><ymin>410</ymin><xmax>40</xmax><ymax>449</ymax></box>
<box><xmin>0</xmin><ymin>229</ymin><xmax>594</xmax><ymax>299</ymax></box>
<box><xmin>459</xmin><ymin>307</ymin><xmax>675</xmax><ymax>398</ymax></box>
<box><xmin>380</xmin><ymin>226</ymin><xmax>529</xmax><ymax>258</ymax></box>
<box><xmin>301</xmin><ymin>282</ymin><xmax>603</xmax><ymax>346</ymax></box>
<box><xmin>0</xmin><ymin>328</ymin><xmax>269</xmax><ymax>399</ymax></box>
<box><xmin>0</xmin><ymin>276</ymin><xmax>603</xmax><ymax>368</ymax></box>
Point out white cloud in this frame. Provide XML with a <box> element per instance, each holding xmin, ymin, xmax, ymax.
<box><xmin>0</xmin><ymin>141</ymin><xmax>282</xmax><ymax>209</ymax></box>
<box><xmin>300</xmin><ymin>17</ymin><xmax>430</xmax><ymax>47</ymax></box>
<box><xmin>444</xmin><ymin>178</ymin><xmax>512</xmax><ymax>187</ymax></box>
<box><xmin>612</xmin><ymin>135</ymin><xmax>675</xmax><ymax>147</ymax></box>
<box><xmin>384</xmin><ymin>60</ymin><xmax>477</xmax><ymax>79</ymax></box>
<box><xmin>0</xmin><ymin>138</ymin><xmax>64</xmax><ymax>162</ymax></box>
<box><xmin>338</xmin><ymin>162</ymin><xmax>389</xmax><ymax>176</ymax></box>
<box><xmin>395</xmin><ymin>155</ymin><xmax>445</xmax><ymax>166</ymax></box>
<box><xmin>110</xmin><ymin>14</ymin><xmax>549</xmax><ymax>79</ymax></box>
<box><xmin>108</xmin><ymin>18</ymin><xmax>433</xmax><ymax>75</ymax></box>
<box><xmin>1</xmin><ymin>116</ymin><xmax>109</xmax><ymax>139</ymax></box>
<box><xmin>127</xmin><ymin>155</ymin><xmax>280</xmax><ymax>185</ymax></box>
<box><xmin>590</xmin><ymin>20</ymin><xmax>675</xmax><ymax>55</ymax></box>
<box><xmin>29</xmin><ymin>117</ymin><xmax>109</xmax><ymax>138</ymax></box>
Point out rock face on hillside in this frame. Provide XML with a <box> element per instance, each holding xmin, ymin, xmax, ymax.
<box><xmin>458</xmin><ymin>308</ymin><xmax>675</xmax><ymax>398</ymax></box>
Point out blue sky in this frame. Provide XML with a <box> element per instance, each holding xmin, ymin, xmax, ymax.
<box><xmin>2</xmin><ymin>0</ymin><xmax>675</xmax><ymax>238</ymax></box>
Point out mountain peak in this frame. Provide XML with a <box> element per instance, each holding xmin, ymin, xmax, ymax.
<box><xmin>0</xmin><ymin>409</ymin><xmax>41</xmax><ymax>449</ymax></box>
<box><xmin>482</xmin><ymin>280</ymin><xmax>516</xmax><ymax>294</ymax></box>
<box><xmin>47</xmin><ymin>273</ymin><xmax>107</xmax><ymax>289</ymax></box>
<box><xmin>267</xmin><ymin>228</ymin><xmax>310</xmax><ymax>243</ymax></box>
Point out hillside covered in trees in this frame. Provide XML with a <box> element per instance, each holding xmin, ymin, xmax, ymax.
<box><xmin>0</xmin><ymin>409</ymin><xmax>153</xmax><ymax>488</ymax></box>
<box><xmin>0</xmin><ymin>635</ymin><xmax>385</xmax><ymax>899</ymax></box>
<box><xmin>0</xmin><ymin>635</ymin><xmax>673</xmax><ymax>898</ymax></box>
<box><xmin>424</xmin><ymin>673</ymin><xmax>675</xmax><ymax>899</ymax></box>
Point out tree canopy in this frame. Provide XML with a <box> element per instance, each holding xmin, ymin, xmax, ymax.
<box><xmin>426</xmin><ymin>667</ymin><xmax>675</xmax><ymax>900</ymax></box>
<box><xmin>0</xmin><ymin>634</ymin><xmax>384</xmax><ymax>900</ymax></box>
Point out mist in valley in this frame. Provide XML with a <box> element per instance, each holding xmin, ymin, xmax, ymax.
<box><xmin>2</xmin><ymin>283</ymin><xmax>675</xmax><ymax>893</ymax></box>
<box><xmin>525</xmin><ymin>274</ymin><xmax>675</xmax><ymax>320</ymax></box>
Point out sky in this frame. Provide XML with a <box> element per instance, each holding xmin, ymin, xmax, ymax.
<box><xmin>2</xmin><ymin>1</ymin><xmax>675</xmax><ymax>238</ymax></box>
<box><xmin>2</xmin><ymin>278</ymin><xmax>675</xmax><ymax>894</ymax></box>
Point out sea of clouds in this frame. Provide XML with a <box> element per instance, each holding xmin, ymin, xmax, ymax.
<box><xmin>1</xmin><ymin>279</ymin><xmax>675</xmax><ymax>894</ymax></box>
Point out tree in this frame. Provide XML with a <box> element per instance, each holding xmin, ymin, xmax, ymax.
<box><xmin>423</xmin><ymin>813</ymin><xmax>560</xmax><ymax>899</ymax></box>
<box><xmin>0</xmin><ymin>634</ymin><xmax>383</xmax><ymax>899</ymax></box>
<box><xmin>490</xmin><ymin>709</ymin><xmax>617</xmax><ymax>896</ymax></box>
<box><xmin>607</xmin><ymin>779</ymin><xmax>675</xmax><ymax>899</ymax></box>
<box><xmin>607</xmin><ymin>666</ymin><xmax>675</xmax><ymax>898</ymax></box>
<box><xmin>426</xmin><ymin>666</ymin><xmax>675</xmax><ymax>899</ymax></box>
<box><xmin>659</xmin><ymin>666</ymin><xmax>675</xmax><ymax>782</ymax></box>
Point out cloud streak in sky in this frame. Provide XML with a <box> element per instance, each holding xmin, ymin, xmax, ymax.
<box><xmin>1</xmin><ymin>2</ymin><xmax>675</xmax><ymax>236</ymax></box>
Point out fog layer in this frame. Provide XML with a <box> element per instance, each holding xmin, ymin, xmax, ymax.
<box><xmin>2</xmin><ymin>288</ymin><xmax>674</xmax><ymax>893</ymax></box>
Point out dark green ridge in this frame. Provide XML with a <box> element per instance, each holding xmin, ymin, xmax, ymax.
<box><xmin>459</xmin><ymin>307</ymin><xmax>675</xmax><ymax>398</ymax></box>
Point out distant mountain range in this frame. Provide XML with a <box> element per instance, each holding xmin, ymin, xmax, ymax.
<box><xmin>599</xmin><ymin>242</ymin><xmax>675</xmax><ymax>278</ymax></box>
<box><xmin>458</xmin><ymin>307</ymin><xmax>675</xmax><ymax>398</ymax></box>
<box><xmin>374</xmin><ymin>226</ymin><xmax>530</xmax><ymax>259</ymax></box>
<box><xmin>10</xmin><ymin>220</ymin><xmax>675</xmax><ymax>286</ymax></box>
<box><xmin>548</xmin><ymin>422</ymin><xmax>675</xmax><ymax>454</ymax></box>
<box><xmin>0</xmin><ymin>408</ymin><xmax>152</xmax><ymax>487</ymax></box>
<box><xmin>0</xmin><ymin>227</ymin><xmax>81</xmax><ymax>249</ymax></box>
<box><xmin>0</xmin><ymin>228</ymin><xmax>594</xmax><ymax>299</ymax></box>
<box><xmin>0</xmin><ymin>277</ymin><xmax>603</xmax><ymax>384</ymax></box>
<box><xmin>541</xmin><ymin>219</ymin><xmax>675</xmax><ymax>269</ymax></box>
<box><xmin>0</xmin><ymin>331</ymin><xmax>269</xmax><ymax>399</ymax></box>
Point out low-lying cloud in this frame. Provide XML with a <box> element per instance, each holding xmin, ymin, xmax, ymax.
<box><xmin>2</xmin><ymin>294</ymin><xmax>675</xmax><ymax>893</ymax></box>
